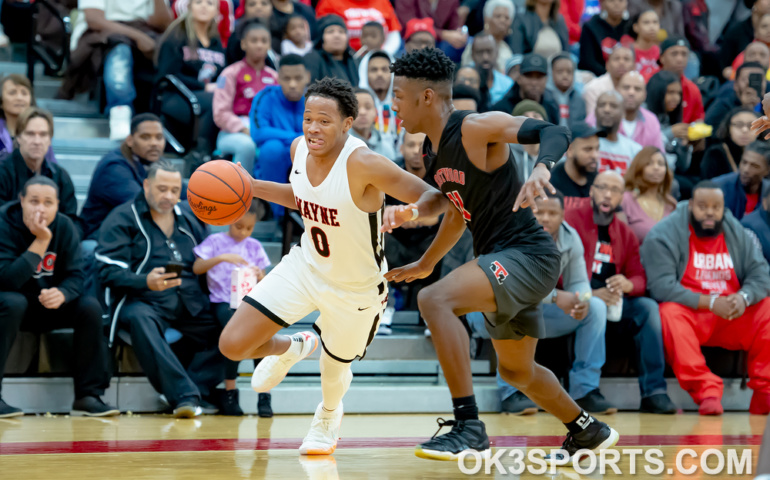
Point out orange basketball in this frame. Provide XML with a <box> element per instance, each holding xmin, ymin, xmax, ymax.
<box><xmin>187</xmin><ymin>160</ymin><xmax>253</xmax><ymax>226</ymax></box>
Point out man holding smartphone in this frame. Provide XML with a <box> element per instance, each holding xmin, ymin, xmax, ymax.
<box><xmin>96</xmin><ymin>160</ymin><xmax>226</xmax><ymax>418</ymax></box>
<box><xmin>705</xmin><ymin>62</ymin><xmax>767</xmax><ymax>127</ymax></box>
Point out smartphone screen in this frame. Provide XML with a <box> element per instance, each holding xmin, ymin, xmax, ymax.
<box><xmin>749</xmin><ymin>72</ymin><xmax>764</xmax><ymax>99</ymax></box>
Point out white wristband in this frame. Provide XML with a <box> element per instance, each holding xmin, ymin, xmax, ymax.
<box><xmin>410</xmin><ymin>208</ymin><xmax>419</xmax><ymax>221</ymax></box>
<box><xmin>709</xmin><ymin>294</ymin><xmax>718</xmax><ymax>311</ymax></box>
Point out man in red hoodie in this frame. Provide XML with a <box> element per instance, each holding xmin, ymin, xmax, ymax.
<box><xmin>565</xmin><ymin>170</ymin><xmax>676</xmax><ymax>414</ymax></box>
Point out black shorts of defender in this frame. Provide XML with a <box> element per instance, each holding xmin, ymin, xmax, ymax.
<box><xmin>477</xmin><ymin>249</ymin><xmax>561</xmax><ymax>340</ymax></box>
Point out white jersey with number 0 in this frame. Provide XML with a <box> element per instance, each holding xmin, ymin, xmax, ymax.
<box><xmin>290</xmin><ymin>135</ymin><xmax>386</xmax><ymax>291</ymax></box>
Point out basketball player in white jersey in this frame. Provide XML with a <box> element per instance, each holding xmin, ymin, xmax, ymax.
<box><xmin>218</xmin><ymin>77</ymin><xmax>445</xmax><ymax>455</ymax></box>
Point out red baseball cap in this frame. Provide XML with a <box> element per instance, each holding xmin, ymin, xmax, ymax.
<box><xmin>405</xmin><ymin>18</ymin><xmax>437</xmax><ymax>42</ymax></box>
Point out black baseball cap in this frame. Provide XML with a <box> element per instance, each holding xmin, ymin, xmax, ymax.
<box><xmin>570</xmin><ymin>122</ymin><xmax>607</xmax><ymax>142</ymax></box>
<box><xmin>520</xmin><ymin>53</ymin><xmax>548</xmax><ymax>75</ymax></box>
<box><xmin>660</xmin><ymin>36</ymin><xmax>690</xmax><ymax>54</ymax></box>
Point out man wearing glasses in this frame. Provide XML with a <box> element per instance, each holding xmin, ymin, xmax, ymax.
<box><xmin>565</xmin><ymin>170</ymin><xmax>676</xmax><ymax>415</ymax></box>
<box><xmin>96</xmin><ymin>160</ymin><xmax>225</xmax><ymax>418</ymax></box>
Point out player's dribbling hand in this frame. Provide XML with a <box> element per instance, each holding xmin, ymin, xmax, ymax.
<box><xmin>380</xmin><ymin>204</ymin><xmax>418</xmax><ymax>233</ymax></box>
<box><xmin>384</xmin><ymin>260</ymin><xmax>434</xmax><ymax>283</ymax></box>
<box><xmin>513</xmin><ymin>163</ymin><xmax>554</xmax><ymax>213</ymax></box>
<box><xmin>147</xmin><ymin>267</ymin><xmax>183</xmax><ymax>291</ymax></box>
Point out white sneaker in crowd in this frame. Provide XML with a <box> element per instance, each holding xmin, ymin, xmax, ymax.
<box><xmin>109</xmin><ymin>105</ymin><xmax>131</xmax><ymax>141</ymax></box>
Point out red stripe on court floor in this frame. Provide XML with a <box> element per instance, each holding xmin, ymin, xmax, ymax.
<box><xmin>0</xmin><ymin>435</ymin><xmax>761</xmax><ymax>456</ymax></box>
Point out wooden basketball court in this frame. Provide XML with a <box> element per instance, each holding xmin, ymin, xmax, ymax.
<box><xmin>0</xmin><ymin>412</ymin><xmax>763</xmax><ymax>479</ymax></box>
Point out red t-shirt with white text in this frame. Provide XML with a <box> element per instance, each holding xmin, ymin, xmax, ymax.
<box><xmin>315</xmin><ymin>0</ymin><xmax>401</xmax><ymax>51</ymax></box>
<box><xmin>680</xmin><ymin>226</ymin><xmax>740</xmax><ymax>295</ymax></box>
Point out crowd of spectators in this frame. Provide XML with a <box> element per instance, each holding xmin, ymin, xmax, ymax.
<box><xmin>1</xmin><ymin>0</ymin><xmax>770</xmax><ymax>420</ymax></box>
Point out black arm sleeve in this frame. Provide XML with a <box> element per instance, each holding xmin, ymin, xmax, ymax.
<box><xmin>516</xmin><ymin>118</ymin><xmax>571</xmax><ymax>168</ymax></box>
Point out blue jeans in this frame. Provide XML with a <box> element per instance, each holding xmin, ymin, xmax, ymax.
<box><xmin>217</xmin><ymin>131</ymin><xmax>257</xmax><ymax>176</ymax></box>
<box><xmin>496</xmin><ymin>297</ymin><xmax>607</xmax><ymax>401</ymax></box>
<box><xmin>103</xmin><ymin>44</ymin><xmax>136</xmax><ymax>111</ymax></box>
<box><xmin>619</xmin><ymin>296</ymin><xmax>668</xmax><ymax>398</ymax></box>
<box><xmin>256</xmin><ymin>138</ymin><xmax>292</xmax><ymax>218</ymax></box>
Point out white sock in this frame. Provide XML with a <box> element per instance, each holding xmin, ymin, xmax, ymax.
<box><xmin>320</xmin><ymin>351</ymin><xmax>352</xmax><ymax>411</ymax></box>
<box><xmin>282</xmin><ymin>334</ymin><xmax>304</xmax><ymax>358</ymax></box>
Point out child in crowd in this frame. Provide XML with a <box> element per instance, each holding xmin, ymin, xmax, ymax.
<box><xmin>214</xmin><ymin>22</ymin><xmax>278</xmax><ymax>175</ymax></box>
<box><xmin>228</xmin><ymin>0</ymin><xmax>278</xmax><ymax>65</ymax></box>
<box><xmin>356</xmin><ymin>21</ymin><xmax>386</xmax><ymax>59</ymax></box>
<box><xmin>281</xmin><ymin>14</ymin><xmax>312</xmax><ymax>56</ymax></box>
<box><xmin>726</xmin><ymin>13</ymin><xmax>770</xmax><ymax>81</ymax></box>
<box><xmin>193</xmin><ymin>200</ymin><xmax>272</xmax><ymax>417</ymax></box>
<box><xmin>548</xmin><ymin>52</ymin><xmax>587</xmax><ymax>127</ymax></box>
<box><xmin>350</xmin><ymin>88</ymin><xmax>397</xmax><ymax>161</ymax></box>
<box><xmin>632</xmin><ymin>9</ymin><xmax>661</xmax><ymax>82</ymax></box>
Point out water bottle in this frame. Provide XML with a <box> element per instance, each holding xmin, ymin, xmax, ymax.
<box><xmin>607</xmin><ymin>296</ymin><xmax>623</xmax><ymax>322</ymax></box>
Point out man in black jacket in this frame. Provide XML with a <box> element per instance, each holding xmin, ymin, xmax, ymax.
<box><xmin>0</xmin><ymin>177</ymin><xmax>117</xmax><ymax>418</ymax></box>
<box><xmin>0</xmin><ymin>108</ymin><xmax>79</xmax><ymax>233</ymax></box>
<box><xmin>95</xmin><ymin>161</ymin><xmax>225</xmax><ymax>418</ymax></box>
<box><xmin>491</xmin><ymin>53</ymin><xmax>560</xmax><ymax>124</ymax></box>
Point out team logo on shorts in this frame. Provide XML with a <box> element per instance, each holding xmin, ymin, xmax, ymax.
<box><xmin>490</xmin><ymin>261</ymin><xmax>509</xmax><ymax>285</ymax></box>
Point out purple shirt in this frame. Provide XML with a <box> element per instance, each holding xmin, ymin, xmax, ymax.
<box><xmin>621</xmin><ymin>191</ymin><xmax>674</xmax><ymax>243</ymax></box>
<box><xmin>193</xmin><ymin>232</ymin><xmax>271</xmax><ymax>304</ymax></box>
<box><xmin>586</xmin><ymin>107</ymin><xmax>665</xmax><ymax>153</ymax></box>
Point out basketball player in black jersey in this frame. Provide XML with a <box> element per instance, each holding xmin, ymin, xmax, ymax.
<box><xmin>382</xmin><ymin>48</ymin><xmax>619</xmax><ymax>464</ymax></box>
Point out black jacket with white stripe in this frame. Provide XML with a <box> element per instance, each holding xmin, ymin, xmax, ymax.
<box><xmin>95</xmin><ymin>192</ymin><xmax>209</xmax><ymax>346</ymax></box>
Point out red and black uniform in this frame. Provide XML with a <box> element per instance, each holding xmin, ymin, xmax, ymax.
<box><xmin>423</xmin><ymin>110</ymin><xmax>561</xmax><ymax>340</ymax></box>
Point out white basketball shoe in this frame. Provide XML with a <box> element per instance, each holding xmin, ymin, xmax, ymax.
<box><xmin>251</xmin><ymin>331</ymin><xmax>318</xmax><ymax>392</ymax></box>
<box><xmin>299</xmin><ymin>402</ymin><xmax>344</xmax><ymax>455</ymax></box>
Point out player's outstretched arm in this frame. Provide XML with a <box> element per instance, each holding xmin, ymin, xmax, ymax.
<box><xmin>464</xmin><ymin>113</ymin><xmax>570</xmax><ymax>212</ymax></box>
<box><xmin>350</xmin><ymin>149</ymin><xmax>448</xmax><ymax>231</ymax></box>
<box><xmin>236</xmin><ymin>139</ymin><xmax>300</xmax><ymax>210</ymax></box>
<box><xmin>385</xmin><ymin>205</ymin><xmax>466</xmax><ymax>283</ymax></box>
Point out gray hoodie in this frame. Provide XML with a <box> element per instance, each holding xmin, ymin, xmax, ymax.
<box><xmin>640</xmin><ymin>202</ymin><xmax>770</xmax><ymax>309</ymax></box>
<box><xmin>542</xmin><ymin>221</ymin><xmax>591</xmax><ymax>303</ymax></box>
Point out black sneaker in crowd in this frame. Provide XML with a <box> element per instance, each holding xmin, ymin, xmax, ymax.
<box><xmin>220</xmin><ymin>389</ymin><xmax>244</xmax><ymax>416</ymax></box>
<box><xmin>0</xmin><ymin>397</ymin><xmax>23</xmax><ymax>418</ymax></box>
<box><xmin>173</xmin><ymin>398</ymin><xmax>203</xmax><ymax>418</ymax></box>
<box><xmin>501</xmin><ymin>391</ymin><xmax>538</xmax><ymax>415</ymax></box>
<box><xmin>258</xmin><ymin>393</ymin><xmax>273</xmax><ymax>418</ymax></box>
<box><xmin>547</xmin><ymin>417</ymin><xmax>620</xmax><ymax>467</ymax></box>
<box><xmin>576</xmin><ymin>389</ymin><xmax>618</xmax><ymax>415</ymax></box>
<box><xmin>640</xmin><ymin>393</ymin><xmax>677</xmax><ymax>414</ymax></box>
<box><xmin>200</xmin><ymin>399</ymin><xmax>219</xmax><ymax>415</ymax></box>
<box><xmin>414</xmin><ymin>418</ymin><xmax>491</xmax><ymax>461</ymax></box>
<box><xmin>71</xmin><ymin>396</ymin><xmax>120</xmax><ymax>417</ymax></box>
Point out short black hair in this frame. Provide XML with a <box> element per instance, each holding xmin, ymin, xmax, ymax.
<box><xmin>369</xmin><ymin>50</ymin><xmax>391</xmax><ymax>63</ymax></box>
<box><xmin>279</xmin><ymin>53</ymin><xmax>305</xmax><ymax>69</ymax></box>
<box><xmin>390</xmin><ymin>47</ymin><xmax>455</xmax><ymax>84</ymax></box>
<box><xmin>353</xmin><ymin>87</ymin><xmax>376</xmax><ymax>103</ymax></box>
<box><xmin>452</xmin><ymin>83</ymin><xmax>480</xmax><ymax>105</ymax></box>
<box><xmin>692</xmin><ymin>180</ymin><xmax>721</xmax><ymax>194</ymax></box>
<box><xmin>246</xmin><ymin>198</ymin><xmax>267</xmax><ymax>220</ymax></box>
<box><xmin>147</xmin><ymin>159</ymin><xmax>181</xmax><ymax>179</ymax></box>
<box><xmin>131</xmin><ymin>113</ymin><xmax>162</xmax><ymax>135</ymax></box>
<box><xmin>306</xmin><ymin>77</ymin><xmax>358</xmax><ymax>119</ymax></box>
<box><xmin>538</xmin><ymin>188</ymin><xmax>564</xmax><ymax>209</ymax></box>
<box><xmin>736</xmin><ymin>61</ymin><xmax>766</xmax><ymax>81</ymax></box>
<box><xmin>21</xmin><ymin>175</ymin><xmax>58</xmax><ymax>198</ymax></box>
<box><xmin>242</xmin><ymin>19</ymin><xmax>270</xmax><ymax>39</ymax></box>
<box><xmin>363</xmin><ymin>21</ymin><xmax>384</xmax><ymax>33</ymax></box>
<box><xmin>745</xmin><ymin>140</ymin><xmax>770</xmax><ymax>166</ymax></box>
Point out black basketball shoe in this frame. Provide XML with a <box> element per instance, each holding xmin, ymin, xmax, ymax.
<box><xmin>414</xmin><ymin>418</ymin><xmax>491</xmax><ymax>461</ymax></box>
<box><xmin>547</xmin><ymin>417</ymin><xmax>620</xmax><ymax>468</ymax></box>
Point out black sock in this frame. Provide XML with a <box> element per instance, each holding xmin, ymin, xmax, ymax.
<box><xmin>452</xmin><ymin>395</ymin><xmax>479</xmax><ymax>421</ymax></box>
<box><xmin>565</xmin><ymin>409</ymin><xmax>594</xmax><ymax>435</ymax></box>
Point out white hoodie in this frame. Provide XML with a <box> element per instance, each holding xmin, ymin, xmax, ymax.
<box><xmin>357</xmin><ymin>51</ymin><xmax>399</xmax><ymax>147</ymax></box>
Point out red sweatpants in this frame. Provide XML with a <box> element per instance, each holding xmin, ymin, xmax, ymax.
<box><xmin>659</xmin><ymin>298</ymin><xmax>770</xmax><ymax>404</ymax></box>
